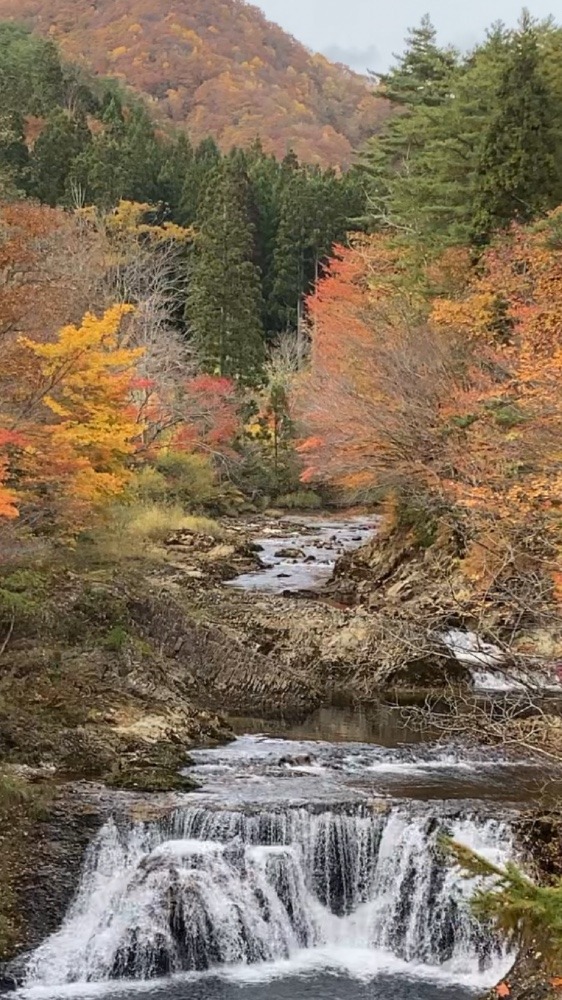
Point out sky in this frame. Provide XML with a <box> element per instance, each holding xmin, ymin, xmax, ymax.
<box><xmin>254</xmin><ymin>0</ymin><xmax>562</xmax><ymax>73</ymax></box>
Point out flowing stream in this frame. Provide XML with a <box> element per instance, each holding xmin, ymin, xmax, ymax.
<box><xmin>15</xmin><ymin>517</ymin><xmax>560</xmax><ymax>1000</ymax></box>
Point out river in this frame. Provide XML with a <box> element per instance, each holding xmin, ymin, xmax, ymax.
<box><xmin>12</xmin><ymin>516</ymin><xmax>561</xmax><ymax>1000</ymax></box>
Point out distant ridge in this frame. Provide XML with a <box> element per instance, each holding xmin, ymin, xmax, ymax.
<box><xmin>0</xmin><ymin>0</ymin><xmax>392</xmax><ymax>167</ymax></box>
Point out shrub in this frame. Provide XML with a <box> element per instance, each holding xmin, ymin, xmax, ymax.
<box><xmin>130</xmin><ymin>467</ymin><xmax>168</xmax><ymax>503</ymax></box>
<box><xmin>179</xmin><ymin>515</ymin><xmax>224</xmax><ymax>538</ymax></box>
<box><xmin>124</xmin><ymin>503</ymin><xmax>189</xmax><ymax>543</ymax></box>
<box><xmin>154</xmin><ymin>451</ymin><xmax>217</xmax><ymax>506</ymax></box>
<box><xmin>277</xmin><ymin>491</ymin><xmax>323</xmax><ymax>510</ymax></box>
<box><xmin>102</xmin><ymin>625</ymin><xmax>130</xmax><ymax>652</ymax></box>
<box><xmin>0</xmin><ymin>570</ymin><xmax>49</xmax><ymax>636</ymax></box>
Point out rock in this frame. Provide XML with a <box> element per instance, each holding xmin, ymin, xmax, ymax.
<box><xmin>274</xmin><ymin>548</ymin><xmax>305</xmax><ymax>560</ymax></box>
<box><xmin>280</xmin><ymin>754</ymin><xmax>312</xmax><ymax>767</ymax></box>
<box><xmin>205</xmin><ymin>544</ymin><xmax>237</xmax><ymax>563</ymax></box>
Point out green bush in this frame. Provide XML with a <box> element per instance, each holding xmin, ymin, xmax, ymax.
<box><xmin>155</xmin><ymin>451</ymin><xmax>217</xmax><ymax>506</ymax></box>
<box><xmin>0</xmin><ymin>570</ymin><xmax>49</xmax><ymax>636</ymax></box>
<box><xmin>277</xmin><ymin>491</ymin><xmax>323</xmax><ymax>510</ymax></box>
<box><xmin>130</xmin><ymin>467</ymin><xmax>169</xmax><ymax>503</ymax></box>
<box><xmin>102</xmin><ymin>625</ymin><xmax>130</xmax><ymax>652</ymax></box>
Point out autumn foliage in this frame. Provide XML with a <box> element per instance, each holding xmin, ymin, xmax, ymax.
<box><xmin>0</xmin><ymin>0</ymin><xmax>391</xmax><ymax>168</ymax></box>
<box><xmin>299</xmin><ymin>216</ymin><xmax>562</xmax><ymax>599</ymax></box>
<box><xmin>0</xmin><ymin>200</ymin><xmax>245</xmax><ymax>537</ymax></box>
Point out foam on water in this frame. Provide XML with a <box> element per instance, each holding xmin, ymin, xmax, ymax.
<box><xmin>22</xmin><ymin>805</ymin><xmax>512</xmax><ymax>993</ymax></box>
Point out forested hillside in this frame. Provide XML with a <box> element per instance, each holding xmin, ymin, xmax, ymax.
<box><xmin>0</xmin><ymin>0</ymin><xmax>390</xmax><ymax>168</ymax></box>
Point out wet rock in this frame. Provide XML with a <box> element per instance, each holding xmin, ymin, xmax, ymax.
<box><xmin>274</xmin><ymin>548</ymin><xmax>305</xmax><ymax>560</ymax></box>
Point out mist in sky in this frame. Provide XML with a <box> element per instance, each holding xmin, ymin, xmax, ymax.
<box><xmin>254</xmin><ymin>0</ymin><xmax>560</xmax><ymax>73</ymax></box>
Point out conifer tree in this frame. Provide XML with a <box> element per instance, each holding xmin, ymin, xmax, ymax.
<box><xmin>120</xmin><ymin>105</ymin><xmax>163</xmax><ymax>204</ymax></box>
<box><xmin>379</xmin><ymin>15</ymin><xmax>457</xmax><ymax>107</ymax></box>
<box><xmin>157</xmin><ymin>134</ymin><xmax>194</xmax><ymax>220</ymax></box>
<box><xmin>180</xmin><ymin>137</ymin><xmax>221</xmax><ymax>226</ymax></box>
<box><xmin>472</xmin><ymin>16</ymin><xmax>559</xmax><ymax>242</ymax></box>
<box><xmin>30</xmin><ymin>110</ymin><xmax>91</xmax><ymax>206</ymax></box>
<box><xmin>187</xmin><ymin>159</ymin><xmax>265</xmax><ymax>381</ymax></box>
<box><xmin>361</xmin><ymin>17</ymin><xmax>458</xmax><ymax>233</ymax></box>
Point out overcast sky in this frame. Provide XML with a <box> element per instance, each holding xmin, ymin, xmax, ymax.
<box><xmin>255</xmin><ymin>1</ymin><xmax>562</xmax><ymax>73</ymax></box>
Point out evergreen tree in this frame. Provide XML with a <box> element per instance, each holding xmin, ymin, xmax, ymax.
<box><xmin>271</xmin><ymin>167</ymin><xmax>312</xmax><ymax>332</ymax></box>
<box><xmin>271</xmin><ymin>165</ymin><xmax>349</xmax><ymax>333</ymax></box>
<box><xmin>378</xmin><ymin>15</ymin><xmax>458</xmax><ymax>107</ymax></box>
<box><xmin>68</xmin><ymin>133</ymin><xmax>126</xmax><ymax>209</ymax></box>
<box><xmin>246</xmin><ymin>140</ymin><xmax>283</xmax><ymax>334</ymax></box>
<box><xmin>187</xmin><ymin>159</ymin><xmax>265</xmax><ymax>381</ymax></box>
<box><xmin>472</xmin><ymin>16</ymin><xmax>559</xmax><ymax>242</ymax></box>
<box><xmin>376</xmin><ymin>24</ymin><xmax>513</xmax><ymax>249</ymax></box>
<box><xmin>360</xmin><ymin>17</ymin><xmax>459</xmax><ymax>234</ymax></box>
<box><xmin>120</xmin><ymin>105</ymin><xmax>163</xmax><ymax>203</ymax></box>
<box><xmin>157</xmin><ymin>133</ymin><xmax>194</xmax><ymax>220</ymax></box>
<box><xmin>30</xmin><ymin>110</ymin><xmax>91</xmax><ymax>206</ymax></box>
<box><xmin>0</xmin><ymin>110</ymin><xmax>29</xmax><ymax>194</ymax></box>
<box><xmin>180</xmin><ymin>137</ymin><xmax>221</xmax><ymax>226</ymax></box>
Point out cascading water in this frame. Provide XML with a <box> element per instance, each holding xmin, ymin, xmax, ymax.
<box><xmin>24</xmin><ymin>805</ymin><xmax>512</xmax><ymax>990</ymax></box>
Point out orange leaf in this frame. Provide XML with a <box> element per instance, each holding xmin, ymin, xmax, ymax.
<box><xmin>550</xmin><ymin>978</ymin><xmax>562</xmax><ymax>989</ymax></box>
<box><xmin>496</xmin><ymin>984</ymin><xmax>510</xmax><ymax>998</ymax></box>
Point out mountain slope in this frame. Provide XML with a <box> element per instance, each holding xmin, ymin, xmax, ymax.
<box><xmin>0</xmin><ymin>0</ymin><xmax>391</xmax><ymax>168</ymax></box>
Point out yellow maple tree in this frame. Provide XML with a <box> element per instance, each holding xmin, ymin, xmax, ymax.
<box><xmin>21</xmin><ymin>305</ymin><xmax>144</xmax><ymax>511</ymax></box>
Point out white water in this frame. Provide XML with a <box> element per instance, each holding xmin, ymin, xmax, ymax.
<box><xmin>24</xmin><ymin>806</ymin><xmax>512</xmax><ymax>992</ymax></box>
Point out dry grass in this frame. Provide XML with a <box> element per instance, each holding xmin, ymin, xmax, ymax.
<box><xmin>76</xmin><ymin>503</ymin><xmax>225</xmax><ymax>565</ymax></box>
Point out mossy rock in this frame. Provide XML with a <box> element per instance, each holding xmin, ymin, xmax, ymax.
<box><xmin>104</xmin><ymin>767</ymin><xmax>199</xmax><ymax>793</ymax></box>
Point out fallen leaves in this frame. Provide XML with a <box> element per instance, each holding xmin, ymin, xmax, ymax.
<box><xmin>496</xmin><ymin>984</ymin><xmax>511</xmax><ymax>998</ymax></box>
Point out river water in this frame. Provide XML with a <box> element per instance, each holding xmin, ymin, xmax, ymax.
<box><xmin>14</xmin><ymin>517</ymin><xmax>561</xmax><ymax>1000</ymax></box>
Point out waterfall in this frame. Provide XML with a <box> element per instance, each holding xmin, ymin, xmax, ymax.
<box><xmin>24</xmin><ymin>805</ymin><xmax>512</xmax><ymax>989</ymax></box>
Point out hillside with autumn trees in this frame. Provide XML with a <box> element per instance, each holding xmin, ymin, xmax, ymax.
<box><xmin>0</xmin><ymin>0</ymin><xmax>390</xmax><ymax>168</ymax></box>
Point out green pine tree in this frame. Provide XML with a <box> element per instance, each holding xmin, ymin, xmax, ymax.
<box><xmin>378</xmin><ymin>14</ymin><xmax>458</xmax><ymax>107</ymax></box>
<box><xmin>472</xmin><ymin>15</ymin><xmax>559</xmax><ymax>242</ymax></box>
<box><xmin>180</xmin><ymin>137</ymin><xmax>221</xmax><ymax>226</ymax></box>
<box><xmin>157</xmin><ymin>133</ymin><xmax>194</xmax><ymax>220</ymax></box>
<box><xmin>187</xmin><ymin>159</ymin><xmax>265</xmax><ymax>382</ymax></box>
<box><xmin>120</xmin><ymin>105</ymin><xmax>163</xmax><ymax>203</ymax></box>
<box><xmin>360</xmin><ymin>17</ymin><xmax>459</xmax><ymax>235</ymax></box>
<box><xmin>30</xmin><ymin>109</ymin><xmax>91</xmax><ymax>206</ymax></box>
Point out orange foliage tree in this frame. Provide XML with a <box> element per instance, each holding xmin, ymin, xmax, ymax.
<box><xmin>299</xmin><ymin>217</ymin><xmax>562</xmax><ymax>598</ymax></box>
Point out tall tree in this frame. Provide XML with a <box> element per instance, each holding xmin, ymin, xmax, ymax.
<box><xmin>360</xmin><ymin>17</ymin><xmax>459</xmax><ymax>234</ymax></box>
<box><xmin>472</xmin><ymin>16</ymin><xmax>559</xmax><ymax>242</ymax></box>
<box><xmin>187</xmin><ymin>159</ymin><xmax>265</xmax><ymax>381</ymax></box>
<box><xmin>30</xmin><ymin>110</ymin><xmax>91</xmax><ymax>206</ymax></box>
<box><xmin>180</xmin><ymin>137</ymin><xmax>221</xmax><ymax>227</ymax></box>
<box><xmin>378</xmin><ymin>15</ymin><xmax>458</xmax><ymax>107</ymax></box>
